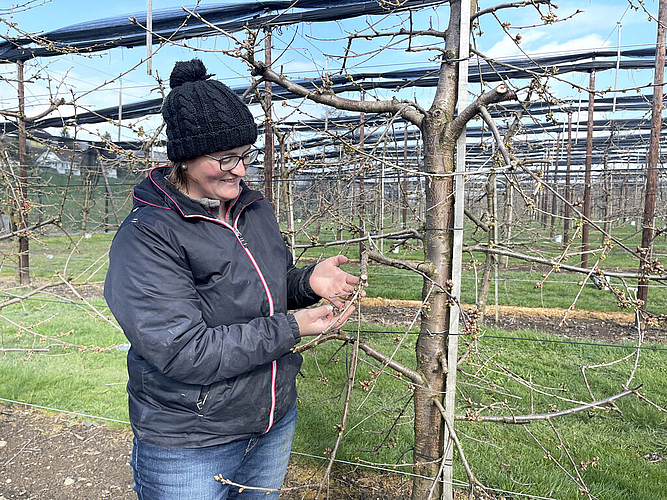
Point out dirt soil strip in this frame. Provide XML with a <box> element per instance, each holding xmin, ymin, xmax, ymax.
<box><xmin>0</xmin><ymin>406</ymin><xmax>135</xmax><ymax>500</ymax></box>
<box><xmin>359</xmin><ymin>298</ymin><xmax>667</xmax><ymax>344</ymax></box>
<box><xmin>0</xmin><ymin>405</ymin><xmax>415</xmax><ymax>500</ymax></box>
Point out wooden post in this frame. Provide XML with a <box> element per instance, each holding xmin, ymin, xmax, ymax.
<box><xmin>550</xmin><ymin>132</ymin><xmax>561</xmax><ymax>238</ymax></box>
<box><xmin>638</xmin><ymin>0</ymin><xmax>667</xmax><ymax>312</ymax></box>
<box><xmin>581</xmin><ymin>70</ymin><xmax>595</xmax><ymax>269</ymax></box>
<box><xmin>563</xmin><ymin>112</ymin><xmax>573</xmax><ymax>247</ymax></box>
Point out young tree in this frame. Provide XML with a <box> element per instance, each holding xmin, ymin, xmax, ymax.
<box><xmin>200</xmin><ymin>1</ymin><xmax>554</xmax><ymax>498</ymax></box>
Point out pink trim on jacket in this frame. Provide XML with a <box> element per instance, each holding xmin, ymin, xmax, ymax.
<box><xmin>132</xmin><ymin>188</ymin><xmax>171</xmax><ymax>210</ymax></box>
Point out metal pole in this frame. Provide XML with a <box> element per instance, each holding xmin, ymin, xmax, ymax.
<box><xmin>402</xmin><ymin>124</ymin><xmax>408</xmax><ymax>228</ymax></box>
<box><xmin>359</xmin><ymin>92</ymin><xmax>366</xmax><ymax>256</ymax></box>
<box><xmin>381</xmin><ymin>149</ymin><xmax>385</xmax><ymax>253</ymax></box>
<box><xmin>146</xmin><ymin>0</ymin><xmax>153</xmax><ymax>75</ymax></box>
<box><xmin>563</xmin><ymin>112</ymin><xmax>573</xmax><ymax>247</ymax></box>
<box><xmin>638</xmin><ymin>0</ymin><xmax>666</xmax><ymax>312</ymax></box>
<box><xmin>118</xmin><ymin>79</ymin><xmax>122</xmax><ymax>142</ymax></box>
<box><xmin>550</xmin><ymin>132</ymin><xmax>561</xmax><ymax>238</ymax></box>
<box><xmin>613</xmin><ymin>22</ymin><xmax>622</xmax><ymax>112</ymax></box>
<box><xmin>493</xmin><ymin>170</ymin><xmax>499</xmax><ymax>323</ymax></box>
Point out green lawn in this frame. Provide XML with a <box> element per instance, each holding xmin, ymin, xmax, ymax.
<box><xmin>0</xmin><ymin>291</ymin><xmax>665</xmax><ymax>499</ymax></box>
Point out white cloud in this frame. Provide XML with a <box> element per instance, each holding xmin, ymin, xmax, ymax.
<box><xmin>530</xmin><ymin>34</ymin><xmax>612</xmax><ymax>57</ymax></box>
<box><xmin>486</xmin><ymin>32</ymin><xmax>610</xmax><ymax>60</ymax></box>
<box><xmin>485</xmin><ymin>30</ymin><xmax>547</xmax><ymax>59</ymax></box>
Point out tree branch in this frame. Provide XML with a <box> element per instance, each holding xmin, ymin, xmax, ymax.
<box><xmin>464</xmin><ymin>207</ymin><xmax>489</xmax><ymax>232</ymax></box>
<box><xmin>293</xmin><ymin>229</ymin><xmax>422</xmax><ymax>249</ymax></box>
<box><xmin>295</xmin><ymin>333</ymin><xmax>423</xmax><ymax>386</ymax></box>
<box><xmin>0</xmin><ymin>217</ymin><xmax>58</xmax><ymax>241</ymax></box>
<box><xmin>250</xmin><ymin>60</ymin><xmax>425</xmax><ymax>127</ymax></box>
<box><xmin>447</xmin><ymin>84</ymin><xmax>517</xmax><ymax>141</ymax></box>
<box><xmin>368</xmin><ymin>250</ymin><xmax>435</xmax><ymax>277</ymax></box>
<box><xmin>464</xmin><ymin>244</ymin><xmax>666</xmax><ymax>281</ymax></box>
<box><xmin>457</xmin><ymin>386</ymin><xmax>640</xmax><ymax>423</ymax></box>
<box><xmin>472</xmin><ymin>0</ymin><xmax>556</xmax><ymax>20</ymax></box>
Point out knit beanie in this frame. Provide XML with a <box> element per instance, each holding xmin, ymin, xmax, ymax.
<box><xmin>162</xmin><ymin>59</ymin><xmax>258</xmax><ymax>161</ymax></box>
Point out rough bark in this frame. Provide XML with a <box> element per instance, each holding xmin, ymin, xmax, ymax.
<box><xmin>411</xmin><ymin>3</ymin><xmax>462</xmax><ymax>497</ymax></box>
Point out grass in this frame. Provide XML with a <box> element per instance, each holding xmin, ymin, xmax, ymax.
<box><xmin>0</xmin><ymin>289</ymin><xmax>666</xmax><ymax>499</ymax></box>
<box><xmin>5</xmin><ymin>233</ymin><xmax>665</xmax><ymax>317</ymax></box>
<box><xmin>294</xmin><ymin>326</ymin><xmax>667</xmax><ymax>500</ymax></box>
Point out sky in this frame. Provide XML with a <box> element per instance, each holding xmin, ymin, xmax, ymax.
<box><xmin>0</xmin><ymin>0</ymin><xmax>662</xmax><ymax>143</ymax></box>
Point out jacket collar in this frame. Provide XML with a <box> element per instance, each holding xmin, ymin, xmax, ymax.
<box><xmin>134</xmin><ymin>166</ymin><xmax>263</xmax><ymax>223</ymax></box>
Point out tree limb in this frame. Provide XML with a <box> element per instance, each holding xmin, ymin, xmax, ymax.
<box><xmin>472</xmin><ymin>0</ymin><xmax>555</xmax><ymax>20</ymax></box>
<box><xmin>464</xmin><ymin>244</ymin><xmax>667</xmax><ymax>281</ymax></box>
<box><xmin>368</xmin><ymin>250</ymin><xmax>435</xmax><ymax>277</ymax></box>
<box><xmin>293</xmin><ymin>229</ymin><xmax>422</xmax><ymax>249</ymax></box>
<box><xmin>447</xmin><ymin>84</ymin><xmax>517</xmax><ymax>141</ymax></box>
<box><xmin>249</xmin><ymin>60</ymin><xmax>426</xmax><ymax>126</ymax></box>
<box><xmin>464</xmin><ymin>207</ymin><xmax>489</xmax><ymax>232</ymax></box>
<box><xmin>0</xmin><ymin>217</ymin><xmax>58</xmax><ymax>241</ymax></box>
<box><xmin>457</xmin><ymin>386</ymin><xmax>640</xmax><ymax>423</ymax></box>
<box><xmin>295</xmin><ymin>333</ymin><xmax>423</xmax><ymax>386</ymax></box>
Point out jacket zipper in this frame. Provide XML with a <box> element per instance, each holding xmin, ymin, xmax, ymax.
<box><xmin>230</xmin><ymin>222</ymin><xmax>278</xmax><ymax>434</ymax></box>
<box><xmin>196</xmin><ymin>387</ymin><xmax>210</xmax><ymax>413</ymax></box>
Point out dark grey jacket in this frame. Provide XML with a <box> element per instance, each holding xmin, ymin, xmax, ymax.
<box><xmin>104</xmin><ymin>167</ymin><xmax>319</xmax><ymax>448</ymax></box>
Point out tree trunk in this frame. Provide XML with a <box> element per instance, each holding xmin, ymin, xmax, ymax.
<box><xmin>412</xmin><ymin>2</ymin><xmax>465</xmax><ymax>497</ymax></box>
<box><xmin>17</xmin><ymin>60</ymin><xmax>29</xmax><ymax>285</ymax></box>
<box><xmin>413</xmin><ymin>122</ymin><xmax>453</xmax><ymax>500</ymax></box>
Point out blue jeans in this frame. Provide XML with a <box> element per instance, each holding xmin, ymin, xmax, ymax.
<box><xmin>131</xmin><ymin>403</ymin><xmax>297</xmax><ymax>500</ymax></box>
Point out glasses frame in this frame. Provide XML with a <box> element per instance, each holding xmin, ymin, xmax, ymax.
<box><xmin>204</xmin><ymin>148</ymin><xmax>261</xmax><ymax>171</ymax></box>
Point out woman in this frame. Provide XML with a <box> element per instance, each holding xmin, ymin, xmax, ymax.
<box><xmin>104</xmin><ymin>59</ymin><xmax>362</xmax><ymax>500</ymax></box>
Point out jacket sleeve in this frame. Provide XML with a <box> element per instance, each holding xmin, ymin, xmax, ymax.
<box><xmin>285</xmin><ymin>246</ymin><xmax>321</xmax><ymax>309</ymax></box>
<box><xmin>104</xmin><ymin>218</ymin><xmax>301</xmax><ymax>386</ymax></box>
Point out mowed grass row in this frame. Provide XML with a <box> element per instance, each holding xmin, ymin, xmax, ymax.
<box><xmin>1</xmin><ymin>227</ymin><xmax>665</xmax><ymax>315</ymax></box>
<box><xmin>0</xmin><ymin>294</ymin><xmax>666</xmax><ymax>499</ymax></box>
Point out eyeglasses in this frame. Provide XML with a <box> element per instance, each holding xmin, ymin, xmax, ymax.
<box><xmin>204</xmin><ymin>148</ymin><xmax>261</xmax><ymax>171</ymax></box>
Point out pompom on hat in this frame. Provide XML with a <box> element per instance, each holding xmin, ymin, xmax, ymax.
<box><xmin>162</xmin><ymin>59</ymin><xmax>258</xmax><ymax>161</ymax></box>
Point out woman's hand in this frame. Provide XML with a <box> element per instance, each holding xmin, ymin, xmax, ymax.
<box><xmin>293</xmin><ymin>302</ymin><xmax>356</xmax><ymax>337</ymax></box>
<box><xmin>309</xmin><ymin>255</ymin><xmax>366</xmax><ymax>308</ymax></box>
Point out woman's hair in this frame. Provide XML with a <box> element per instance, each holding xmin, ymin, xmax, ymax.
<box><xmin>167</xmin><ymin>160</ymin><xmax>188</xmax><ymax>189</ymax></box>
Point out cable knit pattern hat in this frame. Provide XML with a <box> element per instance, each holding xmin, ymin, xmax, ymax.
<box><xmin>162</xmin><ymin>59</ymin><xmax>258</xmax><ymax>161</ymax></box>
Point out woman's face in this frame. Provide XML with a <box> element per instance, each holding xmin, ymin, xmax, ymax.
<box><xmin>183</xmin><ymin>145</ymin><xmax>251</xmax><ymax>203</ymax></box>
